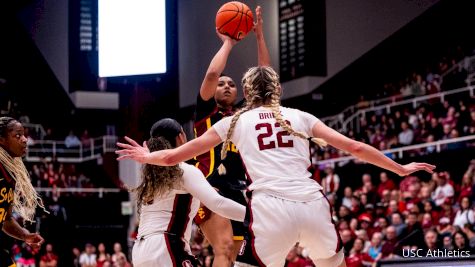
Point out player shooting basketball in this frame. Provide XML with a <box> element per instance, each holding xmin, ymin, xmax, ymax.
<box><xmin>191</xmin><ymin>5</ymin><xmax>270</xmax><ymax>267</ymax></box>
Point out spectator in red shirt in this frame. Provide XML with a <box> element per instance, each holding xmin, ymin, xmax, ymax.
<box><xmin>322</xmin><ymin>165</ymin><xmax>340</xmax><ymax>200</ymax></box>
<box><xmin>421</xmin><ymin>212</ymin><xmax>434</xmax><ymax>230</ymax></box>
<box><xmin>419</xmin><ymin>185</ymin><xmax>432</xmax><ymax>202</ymax></box>
<box><xmin>356</xmin><ymin>174</ymin><xmax>373</xmax><ymax>194</ymax></box>
<box><xmin>285</xmin><ymin>247</ymin><xmax>308</xmax><ymax>267</ymax></box>
<box><xmin>390</xmin><ymin>190</ymin><xmax>407</xmax><ymax>213</ymax></box>
<box><xmin>387</xmin><ymin>200</ymin><xmax>400</xmax><ymax>215</ymax></box>
<box><xmin>377</xmin><ymin>172</ymin><xmax>396</xmax><ymax>198</ymax></box>
<box><xmin>457</xmin><ymin>173</ymin><xmax>473</xmax><ymax>203</ymax></box>
<box><xmin>399</xmin><ymin>176</ymin><xmax>418</xmax><ymax>194</ymax></box>
<box><xmin>379</xmin><ymin>226</ymin><xmax>399</xmax><ymax>259</ymax></box>
<box><xmin>39</xmin><ymin>243</ymin><xmax>58</xmax><ymax>267</ymax></box>
<box><xmin>341</xmin><ymin>229</ymin><xmax>355</xmax><ymax>257</ymax></box>
<box><xmin>346</xmin><ymin>238</ymin><xmax>374</xmax><ymax>267</ymax></box>
<box><xmin>358</xmin><ymin>213</ymin><xmax>375</xmax><ymax>239</ymax></box>
<box><xmin>423</xmin><ymin>200</ymin><xmax>440</xmax><ymax>224</ymax></box>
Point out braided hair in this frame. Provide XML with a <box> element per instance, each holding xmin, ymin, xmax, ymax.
<box><xmin>218</xmin><ymin>67</ymin><xmax>326</xmax><ymax>174</ymax></box>
<box><xmin>0</xmin><ymin>117</ymin><xmax>46</xmax><ymax>222</ymax></box>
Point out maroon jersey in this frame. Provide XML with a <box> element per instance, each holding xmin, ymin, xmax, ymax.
<box><xmin>0</xmin><ymin>162</ymin><xmax>15</xmax><ymax>228</ymax></box>
<box><xmin>194</xmin><ymin>95</ymin><xmax>245</xmax><ymax>187</ymax></box>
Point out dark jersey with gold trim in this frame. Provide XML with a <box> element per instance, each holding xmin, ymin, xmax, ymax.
<box><xmin>0</xmin><ymin>162</ymin><xmax>15</xmax><ymax>228</ymax></box>
<box><xmin>194</xmin><ymin>95</ymin><xmax>246</xmax><ymax>189</ymax></box>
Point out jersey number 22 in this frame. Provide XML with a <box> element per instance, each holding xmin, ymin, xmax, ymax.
<box><xmin>255</xmin><ymin>122</ymin><xmax>294</xmax><ymax>151</ymax></box>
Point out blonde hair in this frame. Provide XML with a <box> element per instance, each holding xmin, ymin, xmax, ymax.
<box><xmin>218</xmin><ymin>66</ymin><xmax>326</xmax><ymax>174</ymax></box>
<box><xmin>0</xmin><ymin>118</ymin><xmax>46</xmax><ymax>222</ymax></box>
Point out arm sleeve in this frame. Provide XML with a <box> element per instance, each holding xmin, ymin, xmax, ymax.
<box><xmin>212</xmin><ymin>116</ymin><xmax>233</xmax><ymax>141</ymax></box>
<box><xmin>182</xmin><ymin>164</ymin><xmax>245</xmax><ymax>222</ymax></box>
<box><xmin>299</xmin><ymin>110</ymin><xmax>321</xmax><ymax>136</ymax></box>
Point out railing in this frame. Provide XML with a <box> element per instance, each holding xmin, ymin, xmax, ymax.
<box><xmin>25</xmin><ymin>135</ymin><xmax>118</xmax><ymax>163</ymax></box>
<box><xmin>23</xmin><ymin>122</ymin><xmax>47</xmax><ymax>139</ymax></box>
<box><xmin>317</xmin><ymin>134</ymin><xmax>475</xmax><ymax>168</ymax></box>
<box><xmin>35</xmin><ymin>187</ymin><xmax>122</xmax><ymax>198</ymax></box>
<box><xmin>320</xmin><ymin>54</ymin><xmax>475</xmax><ymax>128</ymax></box>
<box><xmin>341</xmin><ymin>86</ymin><xmax>474</xmax><ymax>132</ymax></box>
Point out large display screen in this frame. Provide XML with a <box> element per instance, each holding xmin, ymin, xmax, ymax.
<box><xmin>98</xmin><ymin>0</ymin><xmax>167</xmax><ymax>77</ymax></box>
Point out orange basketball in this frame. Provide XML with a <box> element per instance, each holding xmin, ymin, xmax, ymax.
<box><xmin>216</xmin><ymin>1</ymin><xmax>254</xmax><ymax>41</ymax></box>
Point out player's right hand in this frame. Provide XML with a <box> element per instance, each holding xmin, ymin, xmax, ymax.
<box><xmin>24</xmin><ymin>232</ymin><xmax>44</xmax><ymax>249</ymax></box>
<box><xmin>116</xmin><ymin>136</ymin><xmax>152</xmax><ymax>164</ymax></box>
<box><xmin>216</xmin><ymin>28</ymin><xmax>237</xmax><ymax>46</ymax></box>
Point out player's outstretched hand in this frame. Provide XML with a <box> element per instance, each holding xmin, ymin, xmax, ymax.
<box><xmin>116</xmin><ymin>136</ymin><xmax>151</xmax><ymax>164</ymax></box>
<box><xmin>216</xmin><ymin>28</ymin><xmax>237</xmax><ymax>46</ymax></box>
<box><xmin>398</xmin><ymin>162</ymin><xmax>436</xmax><ymax>176</ymax></box>
<box><xmin>253</xmin><ymin>6</ymin><xmax>263</xmax><ymax>36</ymax></box>
<box><xmin>24</xmin><ymin>232</ymin><xmax>44</xmax><ymax>249</ymax></box>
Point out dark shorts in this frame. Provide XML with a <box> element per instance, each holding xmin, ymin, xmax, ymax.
<box><xmin>194</xmin><ymin>187</ymin><xmax>247</xmax><ymax>239</ymax></box>
<box><xmin>0</xmin><ymin>249</ymin><xmax>15</xmax><ymax>267</ymax></box>
<box><xmin>194</xmin><ymin>172</ymin><xmax>248</xmax><ymax>239</ymax></box>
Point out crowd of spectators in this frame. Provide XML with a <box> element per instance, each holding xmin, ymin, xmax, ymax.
<box><xmin>7</xmin><ymin>240</ymin><xmax>132</xmax><ymax>267</ymax></box>
<box><xmin>316</xmin><ymin>97</ymin><xmax>475</xmax><ymax>162</ymax></box>
<box><xmin>71</xmin><ymin>242</ymin><xmax>132</xmax><ymax>267</ymax></box>
<box><xmin>187</xmin><ymin>158</ymin><xmax>475</xmax><ymax>266</ymax></box>
<box><xmin>330</xmin><ymin>158</ymin><xmax>475</xmax><ymax>266</ymax></box>
<box><xmin>356</xmin><ymin>44</ymin><xmax>474</xmax><ymax>107</ymax></box>
<box><xmin>28</xmin><ymin>161</ymin><xmax>95</xmax><ymax>191</ymax></box>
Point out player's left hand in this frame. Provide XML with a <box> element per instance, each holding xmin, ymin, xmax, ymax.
<box><xmin>24</xmin><ymin>232</ymin><xmax>44</xmax><ymax>249</ymax></box>
<box><xmin>398</xmin><ymin>162</ymin><xmax>436</xmax><ymax>176</ymax></box>
<box><xmin>253</xmin><ymin>6</ymin><xmax>263</xmax><ymax>36</ymax></box>
<box><xmin>116</xmin><ymin>136</ymin><xmax>151</xmax><ymax>164</ymax></box>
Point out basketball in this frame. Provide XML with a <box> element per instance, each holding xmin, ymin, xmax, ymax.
<box><xmin>216</xmin><ymin>1</ymin><xmax>254</xmax><ymax>41</ymax></box>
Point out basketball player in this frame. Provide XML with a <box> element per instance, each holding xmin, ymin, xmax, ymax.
<box><xmin>117</xmin><ymin>66</ymin><xmax>436</xmax><ymax>267</ymax></box>
<box><xmin>0</xmin><ymin>117</ymin><xmax>46</xmax><ymax>267</ymax></box>
<box><xmin>192</xmin><ymin>6</ymin><xmax>270</xmax><ymax>266</ymax></box>
<box><xmin>131</xmin><ymin>118</ymin><xmax>246</xmax><ymax>267</ymax></box>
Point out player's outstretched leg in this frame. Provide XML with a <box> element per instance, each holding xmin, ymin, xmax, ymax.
<box><xmin>200</xmin><ymin>212</ymin><xmax>235</xmax><ymax>267</ymax></box>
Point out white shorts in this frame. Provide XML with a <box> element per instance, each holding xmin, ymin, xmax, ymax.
<box><xmin>132</xmin><ymin>234</ymin><xmax>198</xmax><ymax>267</ymax></box>
<box><xmin>247</xmin><ymin>192</ymin><xmax>343</xmax><ymax>267</ymax></box>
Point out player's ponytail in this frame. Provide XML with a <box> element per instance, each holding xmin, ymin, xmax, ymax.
<box><xmin>268</xmin><ymin>91</ymin><xmax>327</xmax><ymax>147</ymax></box>
<box><xmin>134</xmin><ymin>118</ymin><xmax>184</xmax><ymax>214</ymax></box>
<box><xmin>219</xmin><ymin>66</ymin><xmax>326</xmax><ymax>175</ymax></box>
<box><xmin>247</xmin><ymin>67</ymin><xmax>327</xmax><ymax>148</ymax></box>
<box><xmin>218</xmin><ymin>100</ymin><xmax>255</xmax><ymax>175</ymax></box>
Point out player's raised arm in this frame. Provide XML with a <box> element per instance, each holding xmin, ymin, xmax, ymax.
<box><xmin>117</xmin><ymin>127</ymin><xmax>223</xmax><ymax>166</ymax></box>
<box><xmin>311</xmin><ymin>120</ymin><xmax>436</xmax><ymax>176</ymax></box>
<box><xmin>200</xmin><ymin>32</ymin><xmax>237</xmax><ymax>101</ymax></box>
<box><xmin>254</xmin><ymin>6</ymin><xmax>271</xmax><ymax>67</ymax></box>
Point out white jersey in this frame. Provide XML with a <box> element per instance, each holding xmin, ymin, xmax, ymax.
<box><xmin>213</xmin><ymin>106</ymin><xmax>324</xmax><ymax>202</ymax></box>
<box><xmin>137</xmin><ymin>162</ymin><xmax>245</xmax><ymax>246</ymax></box>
